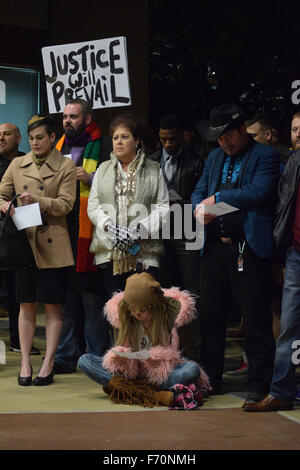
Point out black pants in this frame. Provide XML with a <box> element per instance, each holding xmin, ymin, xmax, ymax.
<box><xmin>99</xmin><ymin>262</ymin><xmax>159</xmax><ymax>297</ymax></box>
<box><xmin>158</xmin><ymin>238</ymin><xmax>202</xmax><ymax>363</ymax></box>
<box><xmin>199</xmin><ymin>240</ymin><xmax>275</xmax><ymax>394</ymax></box>
<box><xmin>6</xmin><ymin>271</ymin><xmax>19</xmax><ymax>347</ymax></box>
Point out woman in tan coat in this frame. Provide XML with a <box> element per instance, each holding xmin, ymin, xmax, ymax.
<box><xmin>0</xmin><ymin>115</ymin><xmax>76</xmax><ymax>386</ymax></box>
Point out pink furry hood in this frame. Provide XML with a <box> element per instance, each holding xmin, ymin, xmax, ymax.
<box><xmin>102</xmin><ymin>286</ymin><xmax>211</xmax><ymax>391</ymax></box>
<box><xmin>103</xmin><ymin>287</ymin><xmax>197</xmax><ymax>329</ymax></box>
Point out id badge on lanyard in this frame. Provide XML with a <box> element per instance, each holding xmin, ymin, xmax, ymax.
<box><xmin>238</xmin><ymin>241</ymin><xmax>246</xmax><ymax>272</ymax></box>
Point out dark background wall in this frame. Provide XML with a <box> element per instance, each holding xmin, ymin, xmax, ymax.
<box><xmin>47</xmin><ymin>0</ymin><xmax>148</xmax><ymax>136</ymax></box>
<box><xmin>3</xmin><ymin>0</ymin><xmax>300</xmax><ymax>146</ymax></box>
<box><xmin>0</xmin><ymin>0</ymin><xmax>149</xmax><ymax>137</ymax></box>
<box><xmin>148</xmin><ymin>0</ymin><xmax>300</xmax><ymax>143</ymax></box>
<box><xmin>0</xmin><ymin>0</ymin><xmax>48</xmax><ymax>70</ymax></box>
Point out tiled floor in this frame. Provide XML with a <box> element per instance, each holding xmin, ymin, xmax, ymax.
<box><xmin>0</xmin><ymin>313</ymin><xmax>300</xmax><ymax>424</ymax></box>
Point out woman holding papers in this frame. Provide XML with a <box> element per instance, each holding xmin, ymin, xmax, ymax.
<box><xmin>78</xmin><ymin>272</ymin><xmax>211</xmax><ymax>407</ymax></box>
<box><xmin>87</xmin><ymin>113</ymin><xmax>169</xmax><ymax>296</ymax></box>
<box><xmin>0</xmin><ymin>115</ymin><xmax>76</xmax><ymax>386</ymax></box>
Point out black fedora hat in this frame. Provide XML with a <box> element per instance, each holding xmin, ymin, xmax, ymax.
<box><xmin>196</xmin><ymin>103</ymin><xmax>244</xmax><ymax>142</ymax></box>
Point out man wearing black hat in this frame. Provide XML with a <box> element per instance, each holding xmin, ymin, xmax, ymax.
<box><xmin>191</xmin><ymin>103</ymin><xmax>280</xmax><ymax>407</ymax></box>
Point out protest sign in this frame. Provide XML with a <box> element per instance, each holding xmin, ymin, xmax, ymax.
<box><xmin>42</xmin><ymin>36</ymin><xmax>131</xmax><ymax>113</ymax></box>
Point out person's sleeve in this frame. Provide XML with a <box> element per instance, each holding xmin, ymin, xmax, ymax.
<box><xmin>87</xmin><ymin>165</ymin><xmax>114</xmax><ymax>234</ymax></box>
<box><xmin>0</xmin><ymin>161</ymin><xmax>16</xmax><ymax>210</ymax></box>
<box><xmin>141</xmin><ymin>345</ymin><xmax>181</xmax><ymax>385</ymax></box>
<box><xmin>102</xmin><ymin>346</ymin><xmax>139</xmax><ymax>380</ymax></box>
<box><xmin>0</xmin><ymin>160</ymin><xmax>76</xmax><ymax>217</ymax></box>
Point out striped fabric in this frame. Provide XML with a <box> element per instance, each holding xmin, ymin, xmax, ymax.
<box><xmin>56</xmin><ymin>123</ymin><xmax>102</xmax><ymax>272</ymax></box>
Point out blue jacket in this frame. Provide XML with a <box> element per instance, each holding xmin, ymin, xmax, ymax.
<box><xmin>191</xmin><ymin>140</ymin><xmax>280</xmax><ymax>258</ymax></box>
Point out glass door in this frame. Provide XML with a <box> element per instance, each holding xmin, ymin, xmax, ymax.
<box><xmin>0</xmin><ymin>66</ymin><xmax>40</xmax><ymax>154</ymax></box>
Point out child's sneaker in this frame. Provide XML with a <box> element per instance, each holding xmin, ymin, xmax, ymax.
<box><xmin>223</xmin><ymin>351</ymin><xmax>248</xmax><ymax>379</ymax></box>
<box><xmin>223</xmin><ymin>359</ymin><xmax>249</xmax><ymax>378</ymax></box>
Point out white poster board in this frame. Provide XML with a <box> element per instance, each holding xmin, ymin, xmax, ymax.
<box><xmin>42</xmin><ymin>36</ymin><xmax>132</xmax><ymax>114</ymax></box>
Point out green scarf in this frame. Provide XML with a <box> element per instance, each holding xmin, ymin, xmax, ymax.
<box><xmin>32</xmin><ymin>152</ymin><xmax>49</xmax><ymax>169</ymax></box>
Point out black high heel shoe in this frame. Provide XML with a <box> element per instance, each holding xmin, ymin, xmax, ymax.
<box><xmin>18</xmin><ymin>366</ymin><xmax>33</xmax><ymax>386</ymax></box>
<box><xmin>33</xmin><ymin>367</ymin><xmax>55</xmax><ymax>386</ymax></box>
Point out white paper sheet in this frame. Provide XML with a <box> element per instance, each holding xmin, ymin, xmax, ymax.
<box><xmin>12</xmin><ymin>203</ymin><xmax>43</xmax><ymax>231</ymax></box>
<box><xmin>42</xmin><ymin>37</ymin><xmax>131</xmax><ymax>113</ymax></box>
<box><xmin>198</xmin><ymin>202</ymin><xmax>239</xmax><ymax>217</ymax></box>
<box><xmin>112</xmin><ymin>349</ymin><xmax>150</xmax><ymax>360</ymax></box>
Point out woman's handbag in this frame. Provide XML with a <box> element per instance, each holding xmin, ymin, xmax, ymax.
<box><xmin>0</xmin><ymin>194</ymin><xmax>34</xmax><ymax>270</ymax></box>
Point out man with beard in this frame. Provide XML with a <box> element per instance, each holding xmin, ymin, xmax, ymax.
<box><xmin>246</xmin><ymin>113</ymin><xmax>289</xmax><ymax>167</ymax></box>
<box><xmin>54</xmin><ymin>99</ymin><xmax>112</xmax><ymax>374</ymax></box>
<box><xmin>291</xmin><ymin>111</ymin><xmax>300</xmax><ymax>151</ymax></box>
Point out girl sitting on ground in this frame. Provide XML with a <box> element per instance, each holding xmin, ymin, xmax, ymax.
<box><xmin>78</xmin><ymin>272</ymin><xmax>210</xmax><ymax>406</ymax></box>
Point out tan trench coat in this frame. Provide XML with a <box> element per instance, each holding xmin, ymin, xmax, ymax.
<box><xmin>0</xmin><ymin>147</ymin><xmax>76</xmax><ymax>269</ymax></box>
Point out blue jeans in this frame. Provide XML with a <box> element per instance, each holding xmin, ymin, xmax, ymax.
<box><xmin>78</xmin><ymin>353</ymin><xmax>201</xmax><ymax>390</ymax></box>
<box><xmin>270</xmin><ymin>248</ymin><xmax>300</xmax><ymax>403</ymax></box>
<box><xmin>55</xmin><ymin>291</ymin><xmax>112</xmax><ymax>370</ymax></box>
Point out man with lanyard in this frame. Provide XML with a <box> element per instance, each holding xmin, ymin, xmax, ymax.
<box><xmin>54</xmin><ymin>99</ymin><xmax>111</xmax><ymax>374</ymax></box>
<box><xmin>191</xmin><ymin>103</ymin><xmax>280</xmax><ymax>407</ymax></box>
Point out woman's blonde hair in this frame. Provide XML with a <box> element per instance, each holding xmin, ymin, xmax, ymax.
<box><xmin>115</xmin><ymin>292</ymin><xmax>180</xmax><ymax>351</ymax></box>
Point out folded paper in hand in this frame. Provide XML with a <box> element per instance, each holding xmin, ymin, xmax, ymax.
<box><xmin>112</xmin><ymin>349</ymin><xmax>150</xmax><ymax>360</ymax></box>
<box><xmin>12</xmin><ymin>203</ymin><xmax>42</xmax><ymax>230</ymax></box>
<box><xmin>200</xmin><ymin>202</ymin><xmax>239</xmax><ymax>217</ymax></box>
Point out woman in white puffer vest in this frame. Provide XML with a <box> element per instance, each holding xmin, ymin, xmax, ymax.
<box><xmin>87</xmin><ymin>113</ymin><xmax>169</xmax><ymax>295</ymax></box>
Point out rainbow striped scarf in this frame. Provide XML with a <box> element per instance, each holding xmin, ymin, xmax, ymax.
<box><xmin>56</xmin><ymin>122</ymin><xmax>101</xmax><ymax>272</ymax></box>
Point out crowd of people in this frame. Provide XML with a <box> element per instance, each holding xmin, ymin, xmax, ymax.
<box><xmin>0</xmin><ymin>98</ymin><xmax>299</xmax><ymax>411</ymax></box>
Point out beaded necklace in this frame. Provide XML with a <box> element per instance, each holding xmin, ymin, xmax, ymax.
<box><xmin>112</xmin><ymin>153</ymin><xmax>143</xmax><ymax>275</ymax></box>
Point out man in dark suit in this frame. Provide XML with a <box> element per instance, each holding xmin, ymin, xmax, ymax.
<box><xmin>148</xmin><ymin>114</ymin><xmax>203</xmax><ymax>363</ymax></box>
<box><xmin>191</xmin><ymin>103</ymin><xmax>280</xmax><ymax>405</ymax></box>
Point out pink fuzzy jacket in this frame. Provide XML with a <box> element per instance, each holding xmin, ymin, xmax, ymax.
<box><xmin>102</xmin><ymin>287</ymin><xmax>211</xmax><ymax>390</ymax></box>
